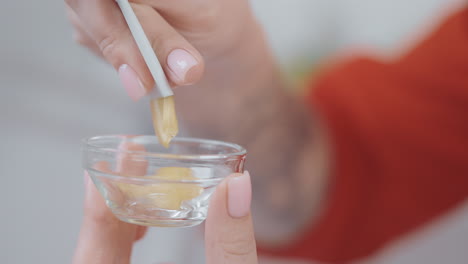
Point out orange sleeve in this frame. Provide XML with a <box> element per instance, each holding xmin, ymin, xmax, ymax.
<box><xmin>260</xmin><ymin>8</ymin><xmax>468</xmax><ymax>263</ymax></box>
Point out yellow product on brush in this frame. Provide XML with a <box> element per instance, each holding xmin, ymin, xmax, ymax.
<box><xmin>150</xmin><ymin>96</ymin><xmax>179</xmax><ymax>148</ymax></box>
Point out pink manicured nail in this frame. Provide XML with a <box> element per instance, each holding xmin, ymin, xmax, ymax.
<box><xmin>167</xmin><ymin>49</ymin><xmax>198</xmax><ymax>83</ymax></box>
<box><xmin>227</xmin><ymin>171</ymin><xmax>252</xmax><ymax>219</ymax></box>
<box><xmin>118</xmin><ymin>64</ymin><xmax>146</xmax><ymax>101</ymax></box>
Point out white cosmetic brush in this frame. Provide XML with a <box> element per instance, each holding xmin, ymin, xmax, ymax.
<box><xmin>116</xmin><ymin>0</ymin><xmax>178</xmax><ymax>148</ymax></box>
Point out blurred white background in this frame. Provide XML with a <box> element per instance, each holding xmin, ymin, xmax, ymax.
<box><xmin>0</xmin><ymin>0</ymin><xmax>465</xmax><ymax>263</ymax></box>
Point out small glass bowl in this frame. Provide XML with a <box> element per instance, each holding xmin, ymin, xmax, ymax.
<box><xmin>82</xmin><ymin>135</ymin><xmax>246</xmax><ymax>227</ymax></box>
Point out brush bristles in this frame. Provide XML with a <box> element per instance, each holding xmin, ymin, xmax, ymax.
<box><xmin>151</xmin><ymin>96</ymin><xmax>179</xmax><ymax>148</ymax></box>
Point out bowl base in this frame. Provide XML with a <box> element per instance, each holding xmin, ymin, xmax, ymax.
<box><xmin>117</xmin><ymin>216</ymin><xmax>204</xmax><ymax>228</ymax></box>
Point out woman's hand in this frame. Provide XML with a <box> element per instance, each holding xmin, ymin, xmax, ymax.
<box><xmin>72</xmin><ymin>144</ymin><xmax>257</xmax><ymax>264</ymax></box>
<box><xmin>66</xmin><ymin>0</ymin><xmax>328</xmax><ymax>247</ymax></box>
<box><xmin>65</xmin><ymin>0</ymin><xmax>258</xmax><ymax>99</ymax></box>
<box><xmin>65</xmin><ymin>0</ymin><xmax>274</xmax><ymax>140</ymax></box>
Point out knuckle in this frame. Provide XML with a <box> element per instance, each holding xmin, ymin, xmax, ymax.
<box><xmin>98</xmin><ymin>35</ymin><xmax>119</xmax><ymax>59</ymax></box>
<box><xmin>193</xmin><ymin>6</ymin><xmax>220</xmax><ymax>30</ymax></box>
<box><xmin>150</xmin><ymin>36</ymin><xmax>164</xmax><ymax>52</ymax></box>
<box><xmin>149</xmin><ymin>32</ymin><xmax>176</xmax><ymax>55</ymax></box>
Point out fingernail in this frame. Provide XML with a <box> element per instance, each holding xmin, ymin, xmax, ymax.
<box><xmin>167</xmin><ymin>49</ymin><xmax>198</xmax><ymax>84</ymax></box>
<box><xmin>118</xmin><ymin>64</ymin><xmax>146</xmax><ymax>101</ymax></box>
<box><xmin>227</xmin><ymin>171</ymin><xmax>252</xmax><ymax>219</ymax></box>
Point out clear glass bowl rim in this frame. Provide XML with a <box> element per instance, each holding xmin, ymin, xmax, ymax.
<box><xmin>83</xmin><ymin>135</ymin><xmax>247</xmax><ymax>160</ymax></box>
<box><xmin>83</xmin><ymin>135</ymin><xmax>246</xmax><ymax>184</ymax></box>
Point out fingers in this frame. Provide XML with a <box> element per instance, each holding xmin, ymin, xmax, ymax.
<box><xmin>65</xmin><ymin>0</ymin><xmax>131</xmax><ymax>64</ymax></box>
<box><xmin>66</xmin><ymin>0</ymin><xmax>204</xmax><ymax>100</ymax></box>
<box><xmin>205</xmin><ymin>171</ymin><xmax>258</xmax><ymax>264</ymax></box>
<box><xmin>116</xmin><ymin>141</ymin><xmax>148</xmax><ymax>176</ymax></box>
<box><xmin>66</xmin><ymin>5</ymin><xmax>103</xmax><ymax>58</ymax></box>
<box><xmin>67</xmin><ymin>0</ymin><xmax>154</xmax><ymax>96</ymax></box>
<box><xmin>131</xmin><ymin>3</ymin><xmax>204</xmax><ymax>86</ymax></box>
<box><xmin>73</xmin><ymin>163</ymin><xmax>137</xmax><ymax>264</ymax></box>
<box><xmin>117</xmin><ymin>141</ymin><xmax>149</xmax><ymax>242</ymax></box>
<box><xmin>72</xmin><ymin>142</ymin><xmax>149</xmax><ymax>264</ymax></box>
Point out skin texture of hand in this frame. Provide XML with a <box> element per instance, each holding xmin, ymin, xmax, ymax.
<box><xmin>65</xmin><ymin>0</ymin><xmax>256</xmax><ymax>93</ymax></box>
<box><xmin>66</xmin><ymin>0</ymin><xmax>330</xmax><ymax>246</ymax></box>
<box><xmin>73</xmin><ymin>143</ymin><xmax>257</xmax><ymax>264</ymax></box>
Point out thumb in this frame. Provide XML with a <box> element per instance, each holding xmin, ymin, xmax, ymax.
<box><xmin>73</xmin><ymin>142</ymin><xmax>148</xmax><ymax>264</ymax></box>
<box><xmin>73</xmin><ymin>165</ymin><xmax>137</xmax><ymax>264</ymax></box>
<box><xmin>205</xmin><ymin>171</ymin><xmax>258</xmax><ymax>264</ymax></box>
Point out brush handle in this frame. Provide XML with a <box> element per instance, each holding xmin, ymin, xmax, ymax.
<box><xmin>116</xmin><ymin>0</ymin><xmax>173</xmax><ymax>98</ymax></box>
